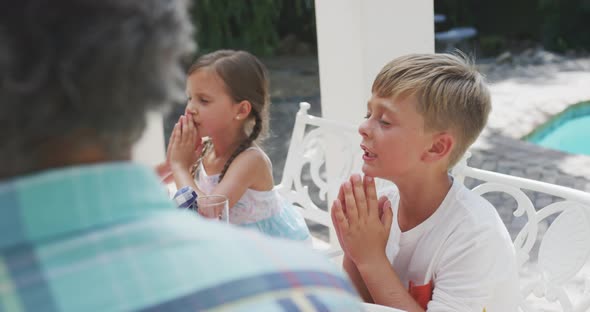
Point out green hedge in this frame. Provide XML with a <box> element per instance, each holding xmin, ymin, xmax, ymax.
<box><xmin>191</xmin><ymin>0</ymin><xmax>589</xmax><ymax>57</ymax></box>
<box><xmin>191</xmin><ymin>0</ymin><xmax>316</xmax><ymax>56</ymax></box>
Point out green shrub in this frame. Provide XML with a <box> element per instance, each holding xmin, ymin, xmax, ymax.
<box><xmin>191</xmin><ymin>0</ymin><xmax>316</xmax><ymax>56</ymax></box>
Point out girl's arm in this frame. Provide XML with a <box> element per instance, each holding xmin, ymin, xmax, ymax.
<box><xmin>168</xmin><ymin>115</ymin><xmax>205</xmax><ymax>196</ymax></box>
<box><xmin>168</xmin><ymin>114</ymin><xmax>270</xmax><ymax>209</ymax></box>
<box><xmin>207</xmin><ymin>148</ymin><xmax>271</xmax><ymax>208</ymax></box>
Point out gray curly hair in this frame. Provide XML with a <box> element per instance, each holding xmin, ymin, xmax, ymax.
<box><xmin>0</xmin><ymin>0</ymin><xmax>194</xmax><ymax>178</ymax></box>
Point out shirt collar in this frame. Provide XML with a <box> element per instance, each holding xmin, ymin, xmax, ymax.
<box><xmin>0</xmin><ymin>162</ymin><xmax>175</xmax><ymax>249</ymax></box>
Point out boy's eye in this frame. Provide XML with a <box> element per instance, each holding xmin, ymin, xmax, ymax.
<box><xmin>364</xmin><ymin>112</ymin><xmax>371</xmax><ymax>119</ymax></box>
<box><xmin>379</xmin><ymin>119</ymin><xmax>391</xmax><ymax>126</ymax></box>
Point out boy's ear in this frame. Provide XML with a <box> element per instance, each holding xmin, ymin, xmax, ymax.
<box><xmin>422</xmin><ymin>132</ymin><xmax>454</xmax><ymax>163</ymax></box>
<box><xmin>234</xmin><ymin>100</ymin><xmax>252</xmax><ymax>120</ymax></box>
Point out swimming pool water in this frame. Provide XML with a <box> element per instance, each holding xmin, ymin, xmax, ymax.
<box><xmin>526</xmin><ymin>102</ymin><xmax>590</xmax><ymax>156</ymax></box>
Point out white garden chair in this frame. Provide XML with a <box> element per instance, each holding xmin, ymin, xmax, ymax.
<box><xmin>277</xmin><ymin>102</ymin><xmax>590</xmax><ymax>312</ymax></box>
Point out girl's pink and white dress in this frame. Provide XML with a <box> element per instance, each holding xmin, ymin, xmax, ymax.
<box><xmin>195</xmin><ymin>162</ymin><xmax>310</xmax><ymax>241</ymax></box>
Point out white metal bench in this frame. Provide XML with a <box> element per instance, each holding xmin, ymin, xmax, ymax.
<box><xmin>276</xmin><ymin>102</ymin><xmax>590</xmax><ymax>312</ymax></box>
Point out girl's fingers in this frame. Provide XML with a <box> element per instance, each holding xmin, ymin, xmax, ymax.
<box><xmin>181</xmin><ymin>114</ymin><xmax>198</xmax><ymax>147</ymax></box>
<box><xmin>167</xmin><ymin>123</ymin><xmax>179</xmax><ymax>157</ymax></box>
<box><xmin>180</xmin><ymin>116</ymin><xmax>188</xmax><ymax>143</ymax></box>
<box><xmin>183</xmin><ymin>115</ymin><xmax>190</xmax><ymax>140</ymax></box>
<box><xmin>179</xmin><ymin>116</ymin><xmax>184</xmax><ymax>136</ymax></box>
<box><xmin>169</xmin><ymin>123</ymin><xmax>179</xmax><ymax>150</ymax></box>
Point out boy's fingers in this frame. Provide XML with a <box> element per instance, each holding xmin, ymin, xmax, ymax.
<box><xmin>330</xmin><ymin>200</ymin><xmax>344</xmax><ymax>243</ymax></box>
<box><xmin>364</xmin><ymin>175</ymin><xmax>378</xmax><ymax>219</ymax></box>
<box><xmin>381</xmin><ymin>200</ymin><xmax>393</xmax><ymax>231</ymax></box>
<box><xmin>331</xmin><ymin>199</ymin><xmax>349</xmax><ymax>233</ymax></box>
<box><xmin>350</xmin><ymin>174</ymin><xmax>368</xmax><ymax>219</ymax></box>
<box><xmin>330</xmin><ymin>204</ymin><xmax>339</xmax><ymax>232</ymax></box>
<box><xmin>338</xmin><ymin>184</ymin><xmax>347</xmax><ymax>213</ymax></box>
<box><xmin>342</xmin><ymin>181</ymin><xmax>359</xmax><ymax>224</ymax></box>
<box><xmin>378</xmin><ymin>195</ymin><xmax>389</xmax><ymax>220</ymax></box>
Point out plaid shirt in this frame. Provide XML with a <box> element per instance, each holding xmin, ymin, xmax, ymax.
<box><xmin>0</xmin><ymin>163</ymin><xmax>360</xmax><ymax>311</ymax></box>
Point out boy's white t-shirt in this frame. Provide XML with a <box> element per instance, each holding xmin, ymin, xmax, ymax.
<box><xmin>382</xmin><ymin>179</ymin><xmax>520</xmax><ymax>312</ymax></box>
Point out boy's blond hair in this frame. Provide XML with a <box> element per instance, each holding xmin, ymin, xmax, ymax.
<box><xmin>372</xmin><ymin>53</ymin><xmax>491</xmax><ymax>167</ymax></box>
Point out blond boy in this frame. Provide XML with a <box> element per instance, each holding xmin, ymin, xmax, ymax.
<box><xmin>331</xmin><ymin>54</ymin><xmax>520</xmax><ymax>311</ymax></box>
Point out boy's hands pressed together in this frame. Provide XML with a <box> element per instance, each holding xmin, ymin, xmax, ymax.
<box><xmin>331</xmin><ymin>174</ymin><xmax>393</xmax><ymax>266</ymax></box>
<box><xmin>332</xmin><ymin>176</ymin><xmax>425</xmax><ymax>311</ymax></box>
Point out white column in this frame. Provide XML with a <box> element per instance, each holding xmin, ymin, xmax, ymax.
<box><xmin>315</xmin><ymin>0</ymin><xmax>435</xmax><ymax>124</ymax></box>
<box><xmin>132</xmin><ymin>112</ymin><xmax>166</xmax><ymax>166</ymax></box>
<box><xmin>314</xmin><ymin>0</ymin><xmax>434</xmax><ymax>246</ymax></box>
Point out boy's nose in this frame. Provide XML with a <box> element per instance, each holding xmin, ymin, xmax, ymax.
<box><xmin>358</xmin><ymin>119</ymin><xmax>370</xmax><ymax>138</ymax></box>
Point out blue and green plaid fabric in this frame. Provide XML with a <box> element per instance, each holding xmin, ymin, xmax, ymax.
<box><xmin>0</xmin><ymin>163</ymin><xmax>360</xmax><ymax>311</ymax></box>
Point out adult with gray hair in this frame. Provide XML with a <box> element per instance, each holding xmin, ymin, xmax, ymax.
<box><xmin>0</xmin><ymin>1</ymin><xmax>360</xmax><ymax>311</ymax></box>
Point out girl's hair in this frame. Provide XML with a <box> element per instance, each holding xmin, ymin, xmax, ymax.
<box><xmin>187</xmin><ymin>50</ymin><xmax>270</xmax><ymax>181</ymax></box>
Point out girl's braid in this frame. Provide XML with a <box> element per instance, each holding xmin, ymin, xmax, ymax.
<box><xmin>218</xmin><ymin>110</ymin><xmax>262</xmax><ymax>182</ymax></box>
<box><xmin>190</xmin><ymin>139</ymin><xmax>212</xmax><ymax>179</ymax></box>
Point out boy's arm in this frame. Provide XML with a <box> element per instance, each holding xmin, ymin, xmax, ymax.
<box><xmin>332</xmin><ymin>184</ymin><xmax>374</xmax><ymax>302</ymax></box>
<box><xmin>342</xmin><ymin>256</ymin><xmax>374</xmax><ymax>303</ymax></box>
<box><xmin>355</xmin><ymin>255</ymin><xmax>425</xmax><ymax>312</ymax></box>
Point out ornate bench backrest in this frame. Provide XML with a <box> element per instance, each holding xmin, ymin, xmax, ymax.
<box><xmin>275</xmin><ymin>102</ymin><xmax>361</xmax><ymax>246</ymax></box>
<box><xmin>452</xmin><ymin>155</ymin><xmax>590</xmax><ymax>312</ymax></box>
<box><xmin>277</xmin><ymin>102</ymin><xmax>590</xmax><ymax>311</ymax></box>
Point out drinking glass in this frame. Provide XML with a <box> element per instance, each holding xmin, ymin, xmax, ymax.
<box><xmin>197</xmin><ymin>195</ymin><xmax>229</xmax><ymax>223</ymax></box>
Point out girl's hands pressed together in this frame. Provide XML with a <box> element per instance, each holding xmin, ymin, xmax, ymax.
<box><xmin>168</xmin><ymin>114</ymin><xmax>203</xmax><ymax>171</ymax></box>
<box><xmin>331</xmin><ymin>174</ymin><xmax>393</xmax><ymax>267</ymax></box>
